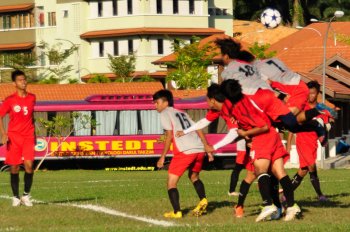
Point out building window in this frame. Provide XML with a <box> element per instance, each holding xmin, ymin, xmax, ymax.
<box><xmin>127</xmin><ymin>0</ymin><xmax>133</xmax><ymax>15</ymax></box>
<box><xmin>157</xmin><ymin>39</ymin><xmax>164</xmax><ymax>55</ymax></box>
<box><xmin>98</xmin><ymin>1</ymin><xmax>103</xmax><ymax>17</ymax></box>
<box><xmin>128</xmin><ymin>40</ymin><xmax>133</xmax><ymax>54</ymax></box>
<box><xmin>48</xmin><ymin>12</ymin><xmax>56</xmax><ymax>26</ymax></box>
<box><xmin>99</xmin><ymin>42</ymin><xmax>104</xmax><ymax>57</ymax></box>
<box><xmin>63</xmin><ymin>10</ymin><xmax>69</xmax><ymax>18</ymax></box>
<box><xmin>189</xmin><ymin>0</ymin><xmax>195</xmax><ymax>14</ymax></box>
<box><xmin>156</xmin><ymin>0</ymin><xmax>162</xmax><ymax>14</ymax></box>
<box><xmin>173</xmin><ymin>0</ymin><xmax>179</xmax><ymax>14</ymax></box>
<box><xmin>113</xmin><ymin>41</ymin><xmax>119</xmax><ymax>56</ymax></box>
<box><xmin>113</xmin><ymin>0</ymin><xmax>118</xmax><ymax>16</ymax></box>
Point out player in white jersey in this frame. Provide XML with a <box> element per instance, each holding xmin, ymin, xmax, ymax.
<box><xmin>153</xmin><ymin>89</ymin><xmax>212</xmax><ymax>219</ymax></box>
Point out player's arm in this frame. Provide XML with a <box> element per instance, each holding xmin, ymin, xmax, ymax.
<box><xmin>211</xmin><ymin>128</ymin><xmax>239</xmax><ymax>151</ymax></box>
<box><xmin>195</xmin><ymin>129</ymin><xmax>214</xmax><ymax>162</ymax></box>
<box><xmin>237</xmin><ymin>124</ymin><xmax>269</xmax><ymax>139</ymax></box>
<box><xmin>157</xmin><ymin>130</ymin><xmax>173</xmax><ymax>169</ymax></box>
<box><xmin>175</xmin><ymin>118</ymin><xmax>211</xmax><ymax>137</ymax></box>
<box><xmin>0</xmin><ymin>116</ymin><xmax>7</xmax><ymax>145</ymax></box>
<box><xmin>286</xmin><ymin>132</ymin><xmax>294</xmax><ymax>154</ymax></box>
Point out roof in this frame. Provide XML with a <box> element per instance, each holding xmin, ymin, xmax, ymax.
<box><xmin>269</xmin><ymin>22</ymin><xmax>350</xmax><ymax>72</ymax></box>
<box><xmin>153</xmin><ymin>34</ymin><xmax>251</xmax><ymax>65</ymax></box>
<box><xmin>81</xmin><ymin>71</ymin><xmax>168</xmax><ymax>80</ymax></box>
<box><xmin>171</xmin><ymin>89</ymin><xmax>207</xmax><ymax>99</ymax></box>
<box><xmin>0</xmin><ymin>82</ymin><xmax>164</xmax><ymax>102</ymax></box>
<box><xmin>233</xmin><ymin>20</ymin><xmax>298</xmax><ymax>45</ymax></box>
<box><xmin>80</xmin><ymin>27</ymin><xmax>224</xmax><ymax>39</ymax></box>
<box><xmin>0</xmin><ymin>3</ymin><xmax>34</xmax><ymax>13</ymax></box>
<box><xmin>0</xmin><ymin>42</ymin><xmax>35</xmax><ymax>51</ymax></box>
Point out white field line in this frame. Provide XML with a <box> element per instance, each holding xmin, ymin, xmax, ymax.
<box><xmin>0</xmin><ymin>195</ymin><xmax>176</xmax><ymax>227</ymax></box>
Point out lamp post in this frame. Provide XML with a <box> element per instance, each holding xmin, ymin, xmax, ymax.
<box><xmin>55</xmin><ymin>38</ymin><xmax>81</xmax><ymax>83</ymax></box>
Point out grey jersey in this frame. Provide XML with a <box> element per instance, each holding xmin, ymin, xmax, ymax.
<box><xmin>221</xmin><ymin>60</ymin><xmax>273</xmax><ymax>95</ymax></box>
<box><xmin>160</xmin><ymin>107</ymin><xmax>204</xmax><ymax>154</ymax></box>
<box><xmin>254</xmin><ymin>58</ymin><xmax>301</xmax><ymax>85</ymax></box>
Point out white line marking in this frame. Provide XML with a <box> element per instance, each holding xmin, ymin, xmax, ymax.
<box><xmin>0</xmin><ymin>195</ymin><xmax>176</xmax><ymax>227</ymax></box>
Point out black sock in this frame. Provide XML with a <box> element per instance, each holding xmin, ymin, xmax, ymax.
<box><xmin>237</xmin><ymin>180</ymin><xmax>251</xmax><ymax>207</ymax></box>
<box><xmin>24</xmin><ymin>172</ymin><xmax>34</xmax><ymax>195</ymax></box>
<box><xmin>291</xmin><ymin>173</ymin><xmax>304</xmax><ymax>191</ymax></box>
<box><xmin>193</xmin><ymin>179</ymin><xmax>206</xmax><ymax>200</ymax></box>
<box><xmin>280</xmin><ymin>175</ymin><xmax>295</xmax><ymax>207</ymax></box>
<box><xmin>229</xmin><ymin>164</ymin><xmax>244</xmax><ymax>193</ymax></box>
<box><xmin>270</xmin><ymin>175</ymin><xmax>282</xmax><ymax>209</ymax></box>
<box><xmin>309</xmin><ymin>171</ymin><xmax>323</xmax><ymax>197</ymax></box>
<box><xmin>257</xmin><ymin>173</ymin><xmax>273</xmax><ymax>206</ymax></box>
<box><xmin>10</xmin><ymin>173</ymin><xmax>20</xmax><ymax>198</ymax></box>
<box><xmin>305</xmin><ymin>108</ymin><xmax>321</xmax><ymax>121</ymax></box>
<box><xmin>168</xmin><ymin>188</ymin><xmax>180</xmax><ymax>213</ymax></box>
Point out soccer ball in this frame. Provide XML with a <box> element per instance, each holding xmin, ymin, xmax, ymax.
<box><xmin>260</xmin><ymin>8</ymin><xmax>282</xmax><ymax>29</ymax></box>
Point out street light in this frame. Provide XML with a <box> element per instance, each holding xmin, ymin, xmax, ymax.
<box><xmin>55</xmin><ymin>38</ymin><xmax>81</xmax><ymax>83</ymax></box>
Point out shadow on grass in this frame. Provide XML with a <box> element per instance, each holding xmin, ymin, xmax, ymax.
<box><xmin>36</xmin><ymin>197</ymin><xmax>97</xmax><ymax>205</ymax></box>
<box><xmin>182</xmin><ymin>200</ymin><xmax>232</xmax><ymax>216</ymax></box>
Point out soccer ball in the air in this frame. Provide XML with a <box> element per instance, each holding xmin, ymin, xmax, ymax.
<box><xmin>260</xmin><ymin>8</ymin><xmax>282</xmax><ymax>29</ymax></box>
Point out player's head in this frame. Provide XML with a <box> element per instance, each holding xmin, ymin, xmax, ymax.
<box><xmin>220</xmin><ymin>79</ymin><xmax>244</xmax><ymax>105</ymax></box>
<box><xmin>11</xmin><ymin>70</ymin><xmax>27</xmax><ymax>91</ymax></box>
<box><xmin>307</xmin><ymin>81</ymin><xmax>320</xmax><ymax>103</ymax></box>
<box><xmin>153</xmin><ymin>89</ymin><xmax>174</xmax><ymax>112</ymax></box>
<box><xmin>206</xmin><ymin>83</ymin><xmax>226</xmax><ymax>111</ymax></box>
<box><xmin>237</xmin><ymin>50</ymin><xmax>255</xmax><ymax>62</ymax></box>
<box><xmin>215</xmin><ymin>38</ymin><xmax>241</xmax><ymax>65</ymax></box>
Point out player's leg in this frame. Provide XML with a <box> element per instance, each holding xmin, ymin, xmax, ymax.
<box><xmin>229</xmin><ymin>163</ymin><xmax>244</xmax><ymax>195</ymax></box>
<box><xmin>269</xmin><ymin>174</ymin><xmax>283</xmax><ymax>220</ymax></box>
<box><xmin>235</xmin><ymin>170</ymin><xmax>255</xmax><ymax>218</ymax></box>
<box><xmin>308</xmin><ymin>164</ymin><xmax>327</xmax><ymax>201</ymax></box>
<box><xmin>229</xmin><ymin>141</ymin><xmax>247</xmax><ymax>195</ymax></box>
<box><xmin>164</xmin><ymin>173</ymin><xmax>182</xmax><ymax>218</ymax></box>
<box><xmin>21</xmin><ymin>160</ymin><xmax>34</xmax><ymax>206</ymax></box>
<box><xmin>10</xmin><ymin>165</ymin><xmax>21</xmax><ymax>206</ymax></box>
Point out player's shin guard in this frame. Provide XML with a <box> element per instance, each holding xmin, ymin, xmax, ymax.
<box><xmin>168</xmin><ymin>188</ymin><xmax>181</xmax><ymax>213</ymax></box>
<box><xmin>193</xmin><ymin>179</ymin><xmax>206</xmax><ymax>200</ymax></box>
<box><xmin>291</xmin><ymin>173</ymin><xmax>304</xmax><ymax>191</ymax></box>
<box><xmin>24</xmin><ymin>172</ymin><xmax>34</xmax><ymax>195</ymax></box>
<box><xmin>10</xmin><ymin>173</ymin><xmax>20</xmax><ymax>198</ymax></box>
<box><xmin>257</xmin><ymin>173</ymin><xmax>273</xmax><ymax>206</ymax></box>
<box><xmin>270</xmin><ymin>175</ymin><xmax>282</xmax><ymax>209</ymax></box>
<box><xmin>229</xmin><ymin>164</ymin><xmax>244</xmax><ymax>193</ymax></box>
<box><xmin>309</xmin><ymin>171</ymin><xmax>323</xmax><ymax>197</ymax></box>
<box><xmin>304</xmin><ymin>108</ymin><xmax>321</xmax><ymax>121</ymax></box>
<box><xmin>237</xmin><ymin>180</ymin><xmax>251</xmax><ymax>207</ymax></box>
<box><xmin>280</xmin><ymin>175</ymin><xmax>295</xmax><ymax>208</ymax></box>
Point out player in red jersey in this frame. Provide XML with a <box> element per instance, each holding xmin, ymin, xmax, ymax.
<box><xmin>0</xmin><ymin>70</ymin><xmax>36</xmax><ymax>207</ymax></box>
<box><xmin>153</xmin><ymin>90</ymin><xmax>211</xmax><ymax>218</ymax></box>
<box><xmin>221</xmin><ymin>79</ymin><xmax>301</xmax><ymax>222</ymax></box>
<box><xmin>286</xmin><ymin>81</ymin><xmax>328</xmax><ymax>201</ymax></box>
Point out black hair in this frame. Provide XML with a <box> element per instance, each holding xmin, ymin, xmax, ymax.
<box><xmin>220</xmin><ymin>79</ymin><xmax>244</xmax><ymax>105</ymax></box>
<box><xmin>215</xmin><ymin>38</ymin><xmax>241</xmax><ymax>59</ymax></box>
<box><xmin>307</xmin><ymin>81</ymin><xmax>320</xmax><ymax>93</ymax></box>
<box><xmin>207</xmin><ymin>83</ymin><xmax>226</xmax><ymax>103</ymax></box>
<box><xmin>11</xmin><ymin>70</ymin><xmax>26</xmax><ymax>82</ymax></box>
<box><xmin>237</xmin><ymin>50</ymin><xmax>255</xmax><ymax>62</ymax></box>
<box><xmin>152</xmin><ymin>89</ymin><xmax>174</xmax><ymax>107</ymax></box>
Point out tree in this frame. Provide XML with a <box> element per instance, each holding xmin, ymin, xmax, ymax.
<box><xmin>108</xmin><ymin>54</ymin><xmax>136</xmax><ymax>83</ymax></box>
<box><xmin>87</xmin><ymin>74</ymin><xmax>111</xmax><ymax>83</ymax></box>
<box><xmin>39</xmin><ymin>41</ymin><xmax>78</xmax><ymax>83</ymax></box>
<box><xmin>166</xmin><ymin>37</ymin><xmax>216</xmax><ymax>90</ymax></box>
<box><xmin>249</xmin><ymin>42</ymin><xmax>277</xmax><ymax>59</ymax></box>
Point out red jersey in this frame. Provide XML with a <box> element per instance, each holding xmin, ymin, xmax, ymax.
<box><xmin>0</xmin><ymin>92</ymin><xmax>36</xmax><ymax>136</ymax></box>
<box><xmin>205</xmin><ymin>99</ymin><xmax>237</xmax><ymax>129</ymax></box>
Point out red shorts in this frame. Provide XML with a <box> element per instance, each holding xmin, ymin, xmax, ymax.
<box><xmin>250</xmin><ymin>130</ymin><xmax>289</xmax><ymax>165</ymax></box>
<box><xmin>236</xmin><ymin>151</ymin><xmax>254</xmax><ymax>172</ymax></box>
<box><xmin>296</xmin><ymin>134</ymin><xmax>318</xmax><ymax>168</ymax></box>
<box><xmin>271</xmin><ymin>81</ymin><xmax>309</xmax><ymax>111</ymax></box>
<box><xmin>248</xmin><ymin>89</ymin><xmax>290</xmax><ymax>121</ymax></box>
<box><xmin>168</xmin><ymin>152</ymin><xmax>205</xmax><ymax>176</ymax></box>
<box><xmin>6</xmin><ymin>133</ymin><xmax>35</xmax><ymax>165</ymax></box>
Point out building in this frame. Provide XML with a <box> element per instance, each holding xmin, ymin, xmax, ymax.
<box><xmin>0</xmin><ymin>0</ymin><xmax>233</xmax><ymax>83</ymax></box>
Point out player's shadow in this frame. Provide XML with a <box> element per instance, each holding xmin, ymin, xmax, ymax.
<box><xmin>37</xmin><ymin>197</ymin><xmax>97</xmax><ymax>204</ymax></box>
<box><xmin>297</xmin><ymin>192</ymin><xmax>350</xmax><ymax>209</ymax></box>
<box><xmin>182</xmin><ymin>200</ymin><xmax>231</xmax><ymax>216</ymax></box>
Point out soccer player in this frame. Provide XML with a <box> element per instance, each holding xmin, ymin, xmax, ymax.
<box><xmin>286</xmin><ymin>81</ymin><xmax>328</xmax><ymax>201</ymax></box>
<box><xmin>215</xmin><ymin>38</ymin><xmax>327</xmax><ymax>146</ymax></box>
<box><xmin>221</xmin><ymin>79</ymin><xmax>301</xmax><ymax>222</ymax></box>
<box><xmin>153</xmin><ymin>89</ymin><xmax>211</xmax><ymax>218</ymax></box>
<box><xmin>0</xmin><ymin>70</ymin><xmax>36</xmax><ymax>207</ymax></box>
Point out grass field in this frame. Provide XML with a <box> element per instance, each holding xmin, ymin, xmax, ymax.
<box><xmin>0</xmin><ymin>168</ymin><xmax>349</xmax><ymax>231</ymax></box>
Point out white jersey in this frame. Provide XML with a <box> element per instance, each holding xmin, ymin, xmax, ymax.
<box><xmin>254</xmin><ymin>58</ymin><xmax>301</xmax><ymax>85</ymax></box>
<box><xmin>221</xmin><ymin>60</ymin><xmax>273</xmax><ymax>95</ymax></box>
<box><xmin>160</xmin><ymin>107</ymin><xmax>204</xmax><ymax>154</ymax></box>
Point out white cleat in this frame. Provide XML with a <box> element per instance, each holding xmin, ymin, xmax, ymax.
<box><xmin>256</xmin><ymin>205</ymin><xmax>278</xmax><ymax>222</ymax></box>
<box><xmin>228</xmin><ymin>191</ymin><xmax>240</xmax><ymax>197</ymax></box>
<box><xmin>284</xmin><ymin>204</ymin><xmax>301</xmax><ymax>221</ymax></box>
<box><xmin>21</xmin><ymin>195</ymin><xmax>33</xmax><ymax>207</ymax></box>
<box><xmin>12</xmin><ymin>197</ymin><xmax>21</xmax><ymax>207</ymax></box>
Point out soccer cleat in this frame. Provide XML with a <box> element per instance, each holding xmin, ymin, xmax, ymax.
<box><xmin>270</xmin><ymin>207</ymin><xmax>283</xmax><ymax>220</ymax></box>
<box><xmin>12</xmin><ymin>197</ymin><xmax>21</xmax><ymax>207</ymax></box>
<box><xmin>163</xmin><ymin>211</ymin><xmax>182</xmax><ymax>219</ymax></box>
<box><xmin>21</xmin><ymin>195</ymin><xmax>33</xmax><ymax>207</ymax></box>
<box><xmin>235</xmin><ymin>206</ymin><xmax>244</xmax><ymax>218</ymax></box>
<box><xmin>284</xmin><ymin>204</ymin><xmax>301</xmax><ymax>221</ymax></box>
<box><xmin>228</xmin><ymin>191</ymin><xmax>240</xmax><ymax>197</ymax></box>
<box><xmin>316</xmin><ymin>103</ymin><xmax>337</xmax><ymax>119</ymax></box>
<box><xmin>319</xmin><ymin>195</ymin><xmax>329</xmax><ymax>202</ymax></box>
<box><xmin>192</xmin><ymin>198</ymin><xmax>208</xmax><ymax>217</ymax></box>
<box><xmin>255</xmin><ymin>204</ymin><xmax>278</xmax><ymax>222</ymax></box>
